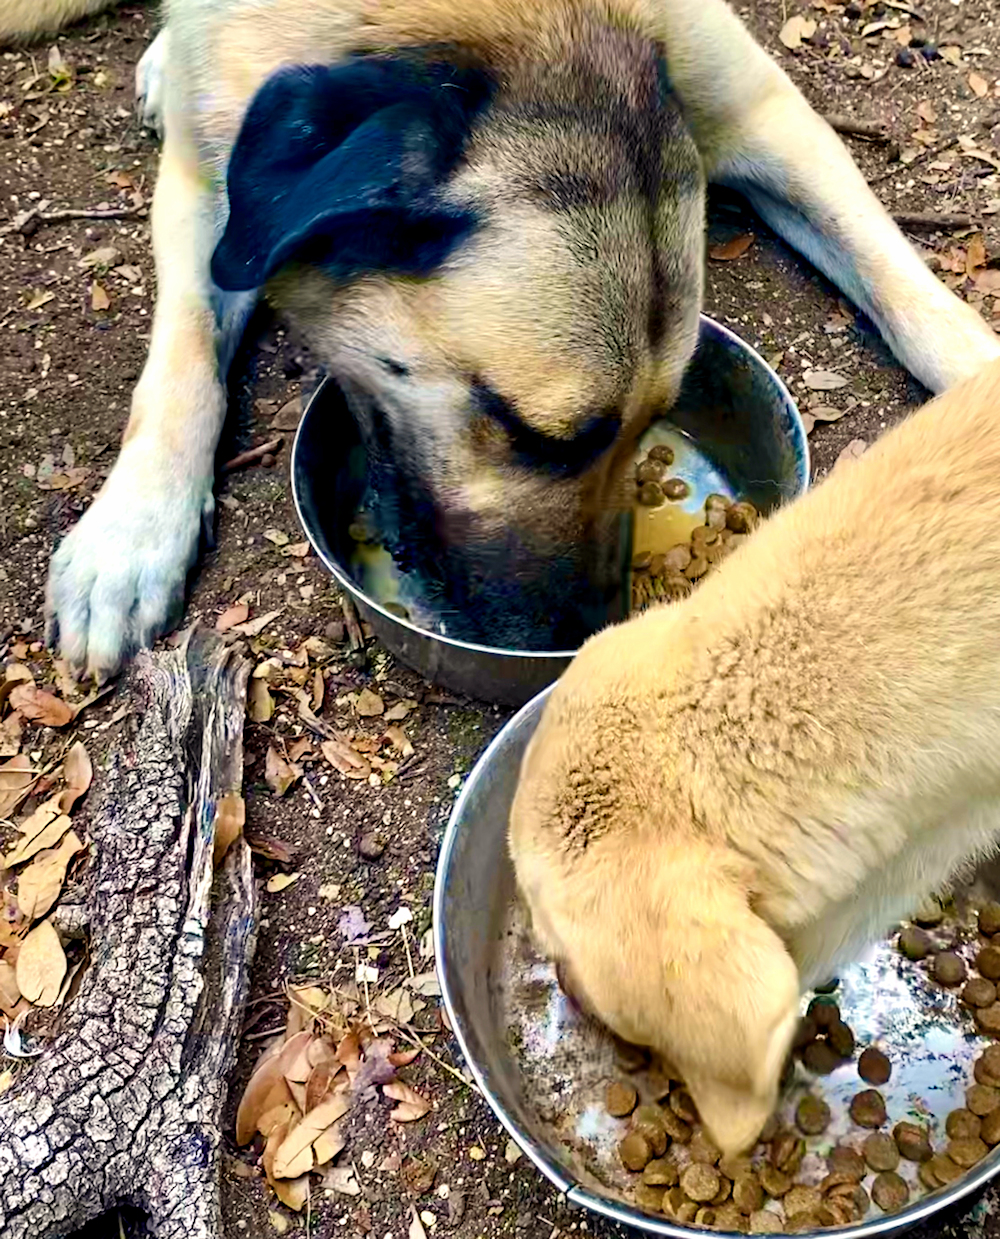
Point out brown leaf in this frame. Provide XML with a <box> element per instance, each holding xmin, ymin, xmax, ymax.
<box><xmin>90</xmin><ymin>282</ymin><xmax>111</xmax><ymax>311</ymax></box>
<box><xmin>383</xmin><ymin>701</ymin><xmax>414</xmax><ymax>722</ymax></box>
<box><xmin>0</xmin><ymin>960</ymin><xmax>21</xmax><ymax>1012</ymax></box>
<box><xmin>322</xmin><ymin>1165</ymin><xmax>361</xmax><ymax>1196</ymax></box>
<box><xmin>778</xmin><ymin>14</ymin><xmax>816</xmax><ymax>48</ymax></box>
<box><xmin>266</xmin><ymin>872</ymin><xmax>300</xmax><ymax>893</ymax></box>
<box><xmin>966</xmin><ymin>235</ymin><xmax>988</xmax><ymax>274</ymax></box>
<box><xmin>236</xmin><ymin>1031</ymin><xmax>312</xmax><ymax>1145</ymax></box>
<box><xmin>969</xmin><ymin>72</ymin><xmax>989</xmax><ymax>99</ymax></box>
<box><xmin>9</xmin><ymin>684</ymin><xmax>73</xmax><ymax>727</ymax></box>
<box><xmin>974</xmin><ymin>269</ymin><xmax>1000</xmax><ymax>294</ymax></box>
<box><xmin>0</xmin><ymin>755</ymin><xmax>33</xmax><ymax>817</ymax></box>
<box><xmin>269</xmin><ymin>396</ymin><xmax>303</xmax><ymax>431</ymax></box>
<box><xmin>232</xmin><ymin>608</ymin><xmax>284</xmax><ymax>637</ymax></box>
<box><xmin>213</xmin><ymin>792</ymin><xmax>245</xmax><ymax>867</ymax></box>
<box><xmin>263</xmin><ymin>1118</ymin><xmax>311</xmax><ymax>1210</ymax></box>
<box><xmin>312</xmin><ymin>667</ymin><xmax>325</xmax><ymax>712</ymax></box>
<box><xmin>246</xmin><ymin>833</ymin><xmax>294</xmax><ymax>864</ymax></box>
<box><xmin>5</xmin><ymin>812</ymin><xmax>72</xmax><ymax>868</ymax></box>
<box><xmin>15</xmin><ymin>919</ymin><xmax>66</xmax><ymax>1006</ymax></box>
<box><xmin>248</xmin><ymin>678</ymin><xmax>275</xmax><ymax>723</ymax></box>
<box><xmin>0</xmin><ymin>715</ymin><xmax>22</xmax><ymax>759</ymax></box>
<box><xmin>282</xmin><ymin>541</ymin><xmax>311</xmax><ymax>559</ymax></box>
<box><xmin>273</xmin><ymin>1093</ymin><xmax>352</xmax><ymax>1178</ymax></box>
<box><xmin>708</xmin><ymin>234</ymin><xmax>755</xmax><ymax>261</ymax></box>
<box><xmin>321</xmin><ymin>737</ymin><xmax>371</xmax><ymax>780</ymax></box>
<box><xmin>313</xmin><ymin>1123</ymin><xmax>347</xmax><ymax>1167</ymax></box>
<box><xmin>803</xmin><ymin>369</ymin><xmax>849</xmax><ymax>391</ymax></box>
<box><xmin>59</xmin><ymin>740</ymin><xmax>92</xmax><ymax>811</ymax></box>
<box><xmin>834</xmin><ymin>438</ymin><xmax>868</xmax><ymax>469</ymax></box>
<box><xmin>287</xmin><ymin>736</ymin><xmax>312</xmax><ymax>762</ymax></box>
<box><xmin>916</xmin><ymin>99</ymin><xmax>937</xmax><ymax>125</ymax></box>
<box><xmin>941</xmin><ymin>44</ymin><xmax>963</xmax><ymax>65</ymax></box>
<box><xmin>38</xmin><ymin>466</ymin><xmax>91</xmax><ymax>492</ymax></box>
<box><xmin>384</xmin><ymin>1080</ymin><xmax>431</xmax><ymax>1122</ymax></box>
<box><xmin>383</xmin><ymin>725</ymin><xmax>415</xmax><ymax>759</ymax></box>
<box><xmin>16</xmin><ymin>829</ymin><xmax>84</xmax><ymax>920</ymax></box>
<box><xmin>265</xmin><ymin>747</ymin><xmax>301</xmax><ymax>797</ymax></box>
<box><xmin>304</xmin><ymin>1061</ymin><xmax>344</xmax><ymax>1113</ymax></box>
<box><xmin>355</xmin><ymin>688</ymin><xmax>384</xmax><ymax>718</ymax></box>
<box><xmin>216</xmin><ymin>602</ymin><xmax>250</xmax><ymax>632</ymax></box>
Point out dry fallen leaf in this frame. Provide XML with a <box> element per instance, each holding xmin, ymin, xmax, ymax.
<box><xmin>90</xmin><ymin>282</ymin><xmax>111</xmax><ymax>312</ymax></box>
<box><xmin>708</xmin><ymin>233</ymin><xmax>755</xmax><ymax>261</ymax></box>
<box><xmin>15</xmin><ymin>919</ymin><xmax>66</xmax><ymax>1006</ymax></box>
<box><xmin>269</xmin><ymin>396</ymin><xmax>303</xmax><ymax>431</ymax></box>
<box><xmin>214</xmin><ymin>792</ymin><xmax>245</xmax><ymax>867</ymax></box>
<box><xmin>778</xmin><ymin>13</ymin><xmax>816</xmax><ymax>48</ymax></box>
<box><xmin>383</xmin><ymin>701</ymin><xmax>414</xmax><ymax>722</ymax></box>
<box><xmin>803</xmin><ymin>369</ymin><xmax>849</xmax><ymax>391</ymax></box>
<box><xmin>0</xmin><ymin>960</ymin><xmax>21</xmax><ymax>1012</ymax></box>
<box><xmin>264</xmin><ymin>1119</ymin><xmax>311</xmax><ymax>1211</ymax></box>
<box><xmin>265</xmin><ymin>747</ymin><xmax>301</xmax><ymax>797</ymax></box>
<box><xmin>321</xmin><ymin>737</ymin><xmax>370</xmax><ymax>780</ymax></box>
<box><xmin>5</xmin><ymin>812</ymin><xmax>73</xmax><ymax>869</ymax></box>
<box><xmin>246</xmin><ymin>833</ymin><xmax>294</xmax><ymax>864</ymax></box>
<box><xmin>409</xmin><ymin>1209</ymin><xmax>429</xmax><ymax>1239</ymax></box>
<box><xmin>16</xmin><ymin>829</ymin><xmax>84</xmax><ymax>920</ymax></box>
<box><xmin>273</xmin><ymin>1093</ymin><xmax>352</xmax><ymax>1179</ymax></box>
<box><xmin>0</xmin><ymin>716</ymin><xmax>22</xmax><ymax>759</ymax></box>
<box><xmin>916</xmin><ymin>99</ymin><xmax>937</xmax><ymax>125</ymax></box>
<box><xmin>384</xmin><ymin>1080</ymin><xmax>431</xmax><ymax>1122</ymax></box>
<box><xmin>322</xmin><ymin>1165</ymin><xmax>361</xmax><ymax>1196</ymax></box>
<box><xmin>355</xmin><ymin>688</ymin><xmax>384</xmax><ymax>718</ymax></box>
<box><xmin>59</xmin><ymin>740</ymin><xmax>92</xmax><ymax>812</ymax></box>
<box><xmin>233</xmin><ymin>608</ymin><xmax>284</xmax><ymax>638</ymax></box>
<box><xmin>0</xmin><ymin>755</ymin><xmax>34</xmax><ymax>818</ymax></box>
<box><xmin>834</xmin><ymin>438</ymin><xmax>868</xmax><ymax>469</ymax></box>
<box><xmin>383</xmin><ymin>725</ymin><xmax>415</xmax><ymax>759</ymax></box>
<box><xmin>941</xmin><ymin>44</ymin><xmax>962</xmax><ymax>65</ymax></box>
<box><xmin>8</xmin><ymin>684</ymin><xmax>73</xmax><ymax>728</ymax></box>
<box><xmin>216</xmin><ymin>602</ymin><xmax>250</xmax><ymax>632</ymax></box>
<box><xmin>266</xmin><ymin>873</ymin><xmax>300</xmax><ymax>894</ymax></box>
<box><xmin>974</xmin><ymin>269</ymin><xmax>1000</xmax><ymax>294</ymax></box>
<box><xmin>236</xmin><ymin>1031</ymin><xmax>311</xmax><ymax>1145</ymax></box>
<box><xmin>248</xmin><ymin>679</ymin><xmax>275</xmax><ymax>724</ymax></box>
<box><xmin>800</xmin><ymin>405</ymin><xmax>849</xmax><ymax>435</ymax></box>
<box><xmin>969</xmin><ymin>72</ymin><xmax>989</xmax><ymax>99</ymax></box>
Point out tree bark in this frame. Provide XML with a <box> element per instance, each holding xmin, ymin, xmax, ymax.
<box><xmin>0</xmin><ymin>631</ymin><xmax>257</xmax><ymax>1238</ymax></box>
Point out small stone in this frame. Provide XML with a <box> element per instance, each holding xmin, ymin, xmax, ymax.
<box><xmin>643</xmin><ymin>1158</ymin><xmax>679</xmax><ymax>1187</ymax></box>
<box><xmin>979</xmin><ymin>946</ymin><xmax>1000</xmax><ymax>980</ymax></box>
<box><xmin>932</xmin><ymin>951</ymin><xmax>967</xmax><ymax>985</ymax></box>
<box><xmin>946</xmin><ymin>1110</ymin><xmax>982</xmax><ymax>1141</ymax></box>
<box><xmin>920</xmin><ymin>42</ymin><xmax>941</xmax><ymax>59</ymax></box>
<box><xmin>871</xmin><ymin>1171</ymin><xmax>909</xmax><ymax>1212</ymax></box>
<box><xmin>976</xmin><ymin>1003</ymin><xmax>1000</xmax><ymax>1035</ymax></box>
<box><xmin>898</xmin><ymin>926</ymin><xmax>932</xmax><ymax>960</ymax></box>
<box><xmin>358</xmin><ymin>832</ymin><xmax>386</xmax><ymax>860</ymax></box>
<box><xmin>680</xmin><ymin>1163</ymin><xmax>721</xmax><ymax>1202</ymax></box>
<box><xmin>893</xmin><ymin>1121</ymin><xmax>933</xmax><ymax>1162</ymax></box>
<box><xmin>858</xmin><ymin>1047</ymin><xmax>891</xmax><ymax>1085</ymax></box>
<box><xmin>796</xmin><ymin>1096</ymin><xmax>831</xmax><ymax>1135</ymax></box>
<box><xmin>947</xmin><ymin>1137</ymin><xmax>988</xmax><ymax>1167</ymax></box>
<box><xmin>966</xmin><ymin>1083</ymin><xmax>1000</xmax><ymax>1116</ymax></box>
<box><xmin>863</xmin><ymin>1133</ymin><xmax>900</xmax><ymax>1172</ymax></box>
<box><xmin>850</xmin><ymin>1089</ymin><xmax>886</xmax><ymax>1128</ymax></box>
<box><xmin>980</xmin><ymin>903</ymin><xmax>1000</xmax><ymax>937</ymax></box>
<box><xmin>895</xmin><ymin>46</ymin><xmax>916</xmax><ymax>67</ymax></box>
<box><xmin>619</xmin><ymin>1131</ymin><xmax>652</xmax><ymax>1172</ymax></box>
<box><xmin>802</xmin><ymin>1041</ymin><xmax>841</xmax><ymax>1075</ymax></box>
<box><xmin>963</xmin><ymin>978</ymin><xmax>997</xmax><ymax>1008</ymax></box>
<box><xmin>605</xmin><ymin>1081</ymin><xmax>638</xmax><ymax>1117</ymax></box>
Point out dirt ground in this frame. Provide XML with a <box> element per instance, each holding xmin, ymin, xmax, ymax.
<box><xmin>3</xmin><ymin>0</ymin><xmax>1000</xmax><ymax>1235</ymax></box>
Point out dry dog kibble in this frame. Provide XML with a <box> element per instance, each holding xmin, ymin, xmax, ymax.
<box><xmin>976</xmin><ymin>1046</ymin><xmax>1000</xmax><ymax>1087</ymax></box>
<box><xmin>893</xmin><ymin>1121</ymin><xmax>933</xmax><ymax>1162</ymax></box>
<box><xmin>827</xmin><ymin>1020</ymin><xmax>856</xmax><ymax>1058</ymax></box>
<box><xmin>643</xmin><ymin>1158</ymin><xmax>679</xmax><ymax>1187</ymax></box>
<box><xmin>759</xmin><ymin>1166</ymin><xmax>793</xmax><ymax>1198</ymax></box>
<box><xmin>793</xmin><ymin>1017</ymin><xmax>818</xmax><ymax>1049</ymax></box>
<box><xmin>923</xmin><ymin>1154</ymin><xmax>963</xmax><ymax>1186</ymax></box>
<box><xmin>605</xmin><ymin>1081</ymin><xmax>638</xmax><ymax>1117</ymax></box>
<box><xmin>633</xmin><ymin>1183</ymin><xmax>665</xmax><ymax>1213</ymax></box>
<box><xmin>980</xmin><ymin>903</ymin><xmax>1000</xmax><ymax>937</ymax></box>
<box><xmin>871</xmin><ymin>1171</ymin><xmax>909</xmax><ymax>1213</ymax></box>
<box><xmin>966</xmin><ymin>1083</ymin><xmax>1000</xmax><ymax>1116</ymax></box>
<box><xmin>771</xmin><ymin>1134</ymin><xmax>806</xmax><ymax>1175</ymax></box>
<box><xmin>806</xmin><ymin>997</ymin><xmax>840</xmax><ymax>1027</ymax></box>
<box><xmin>946</xmin><ymin>1109</ymin><xmax>982</xmax><ymax>1140</ymax></box>
<box><xmin>898</xmin><ymin>926</ymin><xmax>933</xmax><ymax>960</ymax></box>
<box><xmin>975</xmin><ymin>1003</ymin><xmax>1000</xmax><ymax>1034</ymax></box>
<box><xmin>636</xmin><ymin>458</ymin><xmax>668</xmax><ymax>484</ymax></box>
<box><xmin>858</xmin><ymin>1047</ymin><xmax>891</xmax><ymax>1085</ymax></box>
<box><xmin>711</xmin><ymin>1176</ymin><xmax>732</xmax><ymax>1206</ymax></box>
<box><xmin>619</xmin><ymin>1132</ymin><xmax>652</xmax><ymax>1171</ymax></box>
<box><xmin>947</xmin><ymin>1137</ymin><xmax>988</xmax><ymax>1167</ymax></box>
<box><xmin>726</xmin><ymin>501</ymin><xmax>759</xmax><ymax>533</ymax></box>
<box><xmin>828</xmin><ymin>1146</ymin><xmax>866</xmax><ymax>1180</ymax></box>
<box><xmin>733</xmin><ymin>1174</ymin><xmax>764</xmax><ymax>1214</ymax></box>
<box><xmin>963</xmin><ymin>977</ymin><xmax>997</xmax><ymax>1008</ymax></box>
<box><xmin>681</xmin><ymin>1163</ymin><xmax>721</xmax><ymax>1202</ymax></box>
<box><xmin>850</xmin><ymin>1089</ymin><xmax>887</xmax><ymax>1128</ymax></box>
<box><xmin>689</xmin><ymin>1128</ymin><xmax>722</xmax><ymax>1165</ymax></box>
<box><xmin>783</xmin><ymin>1186</ymin><xmax>822</xmax><ymax>1218</ymax></box>
<box><xmin>669</xmin><ymin>1088</ymin><xmax>698</xmax><ymax>1124</ymax></box>
<box><xmin>631</xmin><ymin>1105</ymin><xmax>668</xmax><ymax>1156</ymax></box>
<box><xmin>802</xmin><ymin>1041</ymin><xmax>842</xmax><ymax>1075</ymax></box>
<box><xmin>662</xmin><ymin>477</ymin><xmax>690</xmax><ymax>501</ymax></box>
<box><xmin>648</xmin><ymin>444</ymin><xmax>675</xmax><ymax>465</ymax></box>
<box><xmin>663</xmin><ymin>544</ymin><xmax>692</xmax><ymax>572</ymax></box>
<box><xmin>863</xmin><ymin>1132</ymin><xmax>900</xmax><ymax>1172</ymax></box>
<box><xmin>638</xmin><ymin>481</ymin><xmax>666</xmax><ymax>507</ymax></box>
<box><xmin>796</xmin><ymin>1096</ymin><xmax>831</xmax><ymax>1135</ymax></box>
<box><xmin>750</xmin><ymin>1210</ymin><xmax>784</xmax><ymax>1233</ymax></box>
<box><xmin>660</xmin><ymin>1106</ymin><xmax>693</xmax><ymax>1143</ymax></box>
<box><xmin>932</xmin><ymin>951</ymin><xmax>967</xmax><ymax>985</ymax></box>
<box><xmin>978</xmin><ymin>946</ymin><xmax>1000</xmax><ymax>981</ymax></box>
<box><xmin>981</xmin><ymin>1109</ymin><xmax>1000</xmax><ymax>1146</ymax></box>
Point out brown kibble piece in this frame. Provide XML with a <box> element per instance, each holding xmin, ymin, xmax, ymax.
<box><xmin>759</xmin><ymin>1166</ymin><xmax>793</xmax><ymax>1198</ymax></box>
<box><xmin>711</xmin><ymin>1177</ymin><xmax>732</xmax><ymax>1206</ymax></box>
<box><xmin>648</xmin><ymin>444</ymin><xmax>675</xmax><ymax>465</ymax></box>
<box><xmin>605</xmin><ymin>1081</ymin><xmax>638</xmax><ymax>1117</ymax></box>
<box><xmin>694</xmin><ymin>1207</ymin><xmax>717</xmax><ymax>1227</ymax></box>
<box><xmin>850</xmin><ymin>1089</ymin><xmax>887</xmax><ymax>1128</ymax></box>
<box><xmin>733</xmin><ymin>1174</ymin><xmax>764</xmax><ymax>1215</ymax></box>
<box><xmin>947</xmin><ymin>1137</ymin><xmax>988</xmax><ymax>1167</ymax></box>
<box><xmin>634</xmin><ymin>1183</ymin><xmax>665</xmax><ymax>1213</ymax></box>
<box><xmin>771</xmin><ymin>1134</ymin><xmax>805</xmax><ymax>1174</ymax></box>
<box><xmin>637</xmin><ymin>458</ymin><xmax>668</xmax><ymax>484</ymax></box>
<box><xmin>631</xmin><ymin>1105</ymin><xmax>668</xmax><ymax>1156</ymax></box>
<box><xmin>802</xmin><ymin>1040</ymin><xmax>841</xmax><ymax>1075</ymax></box>
<box><xmin>683</xmin><ymin>555</ymin><xmax>709</xmax><ymax>581</ymax></box>
<box><xmin>783</xmin><ymin>1186</ymin><xmax>822</xmax><ymax>1217</ymax></box>
<box><xmin>793</xmin><ymin>1017</ymin><xmax>818</xmax><ymax>1049</ymax></box>
<box><xmin>669</xmin><ymin>1088</ymin><xmax>698</xmax><ymax>1124</ymax></box>
<box><xmin>893</xmin><ymin>1121</ymin><xmax>933</xmax><ymax>1162</ymax></box>
<box><xmin>871</xmin><ymin>1171</ymin><xmax>909</xmax><ymax>1213</ymax></box>
<box><xmin>796</xmin><ymin>1095</ymin><xmax>831</xmax><ymax>1135</ymax></box>
<box><xmin>963</xmin><ymin>977</ymin><xmax>997</xmax><ymax>1008</ymax></box>
<box><xmin>827</xmin><ymin>1020</ymin><xmax>855</xmax><ymax>1058</ymax></box>
<box><xmin>619</xmin><ymin>1131</ymin><xmax>652</xmax><ymax>1171</ymax></box>
<box><xmin>827</xmin><ymin>1146</ymin><xmax>866</xmax><ymax>1180</ymax></box>
<box><xmin>981</xmin><ymin>1108</ymin><xmax>1000</xmax><ymax>1146</ymax></box>
<box><xmin>933</xmin><ymin>951</ymin><xmax>967</xmax><ymax>985</ymax></box>
<box><xmin>680</xmin><ymin>1163</ymin><xmax>721</xmax><ymax>1202</ymax></box>
<box><xmin>614</xmin><ymin>1040</ymin><xmax>651</xmax><ymax>1073</ymax></box>
<box><xmin>663</xmin><ymin>544</ymin><xmax>692</xmax><ymax>573</ymax></box>
<box><xmin>705</xmin><ymin>506</ymin><xmax>728</xmax><ymax>532</ymax></box>
<box><xmin>975</xmin><ymin>1003</ymin><xmax>1000</xmax><ymax>1035</ymax></box>
<box><xmin>926</xmin><ymin>1154</ymin><xmax>963</xmax><ymax>1186</ymax></box>
<box><xmin>978</xmin><ymin>946</ymin><xmax>1000</xmax><ymax>981</ymax></box>
<box><xmin>720</xmin><ymin>1155</ymin><xmax>753</xmax><ymax>1181</ymax></box>
<box><xmin>807</xmin><ymin>997</ymin><xmax>840</xmax><ymax>1028</ymax></box>
<box><xmin>662</xmin><ymin>477</ymin><xmax>689</xmax><ymax>501</ymax></box>
<box><xmin>898</xmin><ymin>926</ymin><xmax>932</xmax><ymax>960</ymax></box>
<box><xmin>750</xmin><ymin>1211</ymin><xmax>784</xmax><ymax>1233</ymax></box>
<box><xmin>980</xmin><ymin>903</ymin><xmax>1000</xmax><ymax>937</ymax></box>
<box><xmin>726</xmin><ymin>501</ymin><xmax>758</xmax><ymax>533</ymax></box>
<box><xmin>863</xmin><ymin>1132</ymin><xmax>900</xmax><ymax>1172</ymax></box>
<box><xmin>714</xmin><ymin>1204</ymin><xmax>746</xmax><ymax>1232</ymax></box>
<box><xmin>638</xmin><ymin>481</ymin><xmax>665</xmax><ymax>507</ymax></box>
<box><xmin>966</xmin><ymin>1083</ymin><xmax>1000</xmax><ymax>1116</ymax></box>
<box><xmin>660</xmin><ymin>1106</ymin><xmax>692</xmax><ymax>1143</ymax></box>
<box><xmin>858</xmin><ymin>1046</ymin><xmax>891</xmax><ymax>1085</ymax></box>
<box><xmin>630</xmin><ymin>551</ymin><xmax>653</xmax><ymax>572</ymax></box>
<box><xmin>688</xmin><ymin>1128</ymin><xmax>721</xmax><ymax>1164</ymax></box>
<box><xmin>977</xmin><ymin>1045</ymin><xmax>1000</xmax><ymax>1087</ymax></box>
<box><xmin>643</xmin><ymin>1158</ymin><xmax>679</xmax><ymax>1187</ymax></box>
<box><xmin>674</xmin><ymin>1200</ymin><xmax>698</xmax><ymax>1224</ymax></box>
<box><xmin>946</xmin><ymin>1110</ymin><xmax>982</xmax><ymax>1141</ymax></box>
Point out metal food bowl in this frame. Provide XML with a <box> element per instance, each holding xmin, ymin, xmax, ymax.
<box><xmin>434</xmin><ymin>688</ymin><xmax>1000</xmax><ymax>1239</ymax></box>
<box><xmin>292</xmin><ymin>315</ymin><xmax>808</xmax><ymax>706</ymax></box>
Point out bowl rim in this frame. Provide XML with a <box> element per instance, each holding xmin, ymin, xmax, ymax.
<box><xmin>291</xmin><ymin>313</ymin><xmax>809</xmax><ymax>663</ymax></box>
<box><xmin>433</xmin><ymin>685</ymin><xmax>1000</xmax><ymax>1239</ymax></box>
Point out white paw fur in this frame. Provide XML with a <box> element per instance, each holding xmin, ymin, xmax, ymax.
<box><xmin>135</xmin><ymin>28</ymin><xmax>167</xmax><ymax>135</ymax></box>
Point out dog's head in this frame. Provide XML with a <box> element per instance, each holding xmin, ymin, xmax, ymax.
<box><xmin>509</xmin><ymin>631</ymin><xmax>800</xmax><ymax>1155</ymax></box>
<box><xmin>212</xmin><ymin>32</ymin><xmax>705</xmax><ymax>648</ymax></box>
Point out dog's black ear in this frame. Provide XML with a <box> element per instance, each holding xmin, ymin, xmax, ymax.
<box><xmin>211</xmin><ymin>56</ymin><xmax>494</xmax><ymax>292</ymax></box>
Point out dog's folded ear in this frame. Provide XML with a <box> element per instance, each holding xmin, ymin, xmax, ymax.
<box><xmin>210</xmin><ymin>55</ymin><xmax>494</xmax><ymax>292</ymax></box>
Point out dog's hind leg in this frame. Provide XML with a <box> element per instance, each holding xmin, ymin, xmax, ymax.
<box><xmin>136</xmin><ymin>28</ymin><xmax>168</xmax><ymax>136</ymax></box>
<box><xmin>653</xmin><ymin>0</ymin><xmax>1000</xmax><ymax>394</ymax></box>
<box><xmin>46</xmin><ymin>116</ymin><xmax>256</xmax><ymax>680</ymax></box>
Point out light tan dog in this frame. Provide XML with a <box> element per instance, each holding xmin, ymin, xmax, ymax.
<box><xmin>510</xmin><ymin>355</ymin><xmax>1000</xmax><ymax>1157</ymax></box>
<box><xmin>6</xmin><ymin>0</ymin><xmax>1000</xmax><ymax>678</ymax></box>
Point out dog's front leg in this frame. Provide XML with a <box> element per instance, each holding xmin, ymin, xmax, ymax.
<box><xmin>46</xmin><ymin>120</ymin><xmax>254</xmax><ymax>679</ymax></box>
<box><xmin>656</xmin><ymin>0</ymin><xmax>1000</xmax><ymax>394</ymax></box>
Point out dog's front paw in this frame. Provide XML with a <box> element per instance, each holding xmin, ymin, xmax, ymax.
<box><xmin>135</xmin><ymin>29</ymin><xmax>168</xmax><ymax>136</ymax></box>
<box><xmin>46</xmin><ymin>447</ymin><xmax>212</xmax><ymax>681</ymax></box>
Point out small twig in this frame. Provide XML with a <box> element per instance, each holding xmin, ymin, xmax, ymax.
<box><xmin>301</xmin><ymin>775</ymin><xmax>323</xmax><ymax>811</ymax></box>
<box><xmin>220</xmin><ymin>437</ymin><xmax>283</xmax><ymax>474</ymax></box>
<box><xmin>1</xmin><ymin>205</ymin><xmax>145</xmax><ymax>237</ymax></box>
<box><xmin>894</xmin><ymin>210</ymin><xmax>974</xmax><ymax>230</ymax></box>
<box><xmin>397</xmin><ymin>1021</ymin><xmax>481</xmax><ymax>1093</ymax></box>
<box><xmin>340</xmin><ymin>596</ymin><xmax>365</xmax><ymax>651</ymax></box>
<box><xmin>244</xmin><ymin>1024</ymin><xmax>286</xmax><ymax>1042</ymax></box>
<box><xmin>400</xmin><ymin>923</ymin><xmax>415</xmax><ymax>980</ymax></box>
<box><xmin>825</xmin><ymin>114</ymin><xmax>890</xmax><ymax>143</ymax></box>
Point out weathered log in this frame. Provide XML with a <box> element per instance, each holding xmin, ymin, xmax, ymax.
<box><xmin>0</xmin><ymin>632</ymin><xmax>257</xmax><ymax>1238</ymax></box>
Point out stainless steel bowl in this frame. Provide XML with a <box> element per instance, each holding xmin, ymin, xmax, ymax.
<box><xmin>434</xmin><ymin>688</ymin><xmax>1000</xmax><ymax>1239</ymax></box>
<box><xmin>292</xmin><ymin>314</ymin><xmax>808</xmax><ymax>707</ymax></box>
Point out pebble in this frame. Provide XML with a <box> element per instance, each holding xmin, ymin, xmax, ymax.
<box><xmin>895</xmin><ymin>46</ymin><xmax>916</xmax><ymax>67</ymax></box>
<box><xmin>358</xmin><ymin>831</ymin><xmax>386</xmax><ymax>860</ymax></box>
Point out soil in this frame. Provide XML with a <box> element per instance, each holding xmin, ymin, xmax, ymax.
<box><xmin>2</xmin><ymin>1</ymin><xmax>1000</xmax><ymax>1237</ymax></box>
